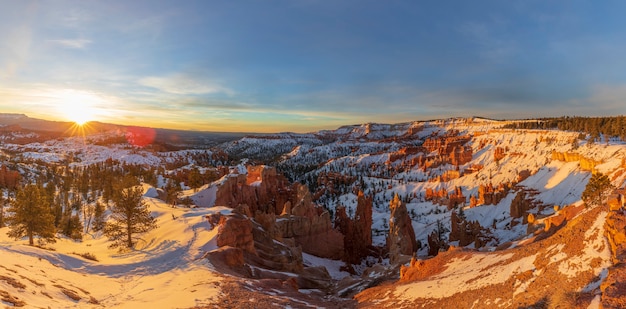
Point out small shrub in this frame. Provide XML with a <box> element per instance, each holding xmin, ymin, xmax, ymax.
<box><xmin>0</xmin><ymin>275</ymin><xmax>26</xmax><ymax>289</ymax></box>
<box><xmin>0</xmin><ymin>290</ymin><xmax>26</xmax><ymax>307</ymax></box>
<box><xmin>72</xmin><ymin>252</ymin><xmax>98</xmax><ymax>262</ymax></box>
<box><xmin>53</xmin><ymin>284</ymin><xmax>81</xmax><ymax>301</ymax></box>
<box><xmin>89</xmin><ymin>296</ymin><xmax>100</xmax><ymax>304</ymax></box>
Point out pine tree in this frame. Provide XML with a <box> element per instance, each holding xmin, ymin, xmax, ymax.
<box><xmin>60</xmin><ymin>214</ymin><xmax>83</xmax><ymax>240</ymax></box>
<box><xmin>164</xmin><ymin>180</ymin><xmax>181</xmax><ymax>206</ymax></box>
<box><xmin>92</xmin><ymin>201</ymin><xmax>106</xmax><ymax>232</ymax></box>
<box><xmin>582</xmin><ymin>173</ymin><xmax>614</xmax><ymax>207</ymax></box>
<box><xmin>187</xmin><ymin>167</ymin><xmax>203</xmax><ymax>191</ymax></box>
<box><xmin>7</xmin><ymin>184</ymin><xmax>56</xmax><ymax>245</ymax></box>
<box><xmin>104</xmin><ymin>186</ymin><xmax>156</xmax><ymax>249</ymax></box>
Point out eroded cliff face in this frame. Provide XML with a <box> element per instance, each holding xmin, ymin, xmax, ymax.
<box><xmin>387</xmin><ymin>194</ymin><xmax>417</xmax><ymax>264</ymax></box>
<box><xmin>334</xmin><ymin>191</ymin><xmax>374</xmax><ymax>264</ymax></box>
<box><xmin>211</xmin><ymin>166</ymin><xmax>291</xmax><ymax>215</ymax></box>
<box><xmin>205</xmin><ymin>165</ymin><xmax>344</xmax><ymax>260</ymax></box>
<box><xmin>363</xmin><ymin>202</ymin><xmax>613</xmax><ymax>309</ymax></box>
<box><xmin>551</xmin><ymin>150</ymin><xmax>603</xmax><ymax>172</ymax></box>
<box><xmin>448</xmin><ymin>211</ymin><xmax>491</xmax><ymax>248</ymax></box>
<box><xmin>205</xmin><ymin>205</ymin><xmax>332</xmax><ymax>290</ymax></box>
<box><xmin>215</xmin><ymin>212</ymin><xmax>256</xmax><ymax>254</ymax></box>
<box><xmin>602</xmin><ymin>200</ymin><xmax>626</xmax><ymax>308</ymax></box>
<box><xmin>274</xmin><ymin>183</ymin><xmax>345</xmax><ymax>259</ymax></box>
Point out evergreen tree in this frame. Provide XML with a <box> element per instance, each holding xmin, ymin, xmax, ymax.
<box><xmin>187</xmin><ymin>166</ymin><xmax>203</xmax><ymax>191</ymax></box>
<box><xmin>6</xmin><ymin>184</ymin><xmax>56</xmax><ymax>245</ymax></box>
<box><xmin>582</xmin><ymin>173</ymin><xmax>614</xmax><ymax>207</ymax></box>
<box><xmin>60</xmin><ymin>214</ymin><xmax>83</xmax><ymax>240</ymax></box>
<box><xmin>104</xmin><ymin>186</ymin><xmax>156</xmax><ymax>249</ymax></box>
<box><xmin>92</xmin><ymin>201</ymin><xmax>106</xmax><ymax>232</ymax></box>
<box><xmin>164</xmin><ymin>180</ymin><xmax>181</xmax><ymax>206</ymax></box>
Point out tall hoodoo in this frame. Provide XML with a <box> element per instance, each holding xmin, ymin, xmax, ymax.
<box><xmin>387</xmin><ymin>193</ymin><xmax>417</xmax><ymax>264</ymax></box>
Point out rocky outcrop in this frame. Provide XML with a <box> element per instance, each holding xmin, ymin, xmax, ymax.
<box><xmin>198</xmin><ymin>165</ymin><xmax>292</xmax><ymax>215</ymax></box>
<box><xmin>425</xmin><ymin>186</ymin><xmax>465</xmax><ymax>210</ymax></box>
<box><xmin>449</xmin><ymin>211</ymin><xmax>489</xmax><ymax>248</ymax></box>
<box><xmin>388</xmin><ymin>146</ymin><xmax>425</xmax><ymax>164</ymax></box>
<box><xmin>248</xmin><ymin>218</ymin><xmax>303</xmax><ymax>274</ymax></box>
<box><xmin>400</xmin><ymin>253</ymin><xmax>452</xmax><ymax>282</ymax></box>
<box><xmin>291</xmin><ymin>184</ymin><xmax>316</xmax><ymax>217</ymax></box>
<box><xmin>215</xmin><ymin>213</ymin><xmax>256</xmax><ymax>254</ymax></box>
<box><xmin>494</xmin><ymin>146</ymin><xmax>506</xmax><ymax>162</ymax></box>
<box><xmin>276</xmin><ymin>183</ymin><xmax>344</xmax><ymax>259</ymax></box>
<box><xmin>204</xmin><ymin>246</ymin><xmax>246</xmax><ymax>269</ymax></box>
<box><xmin>604</xmin><ymin>208</ymin><xmax>626</xmax><ymax>265</ymax></box>
<box><xmin>423</xmin><ymin>133</ymin><xmax>471</xmax><ymax>155</ymax></box>
<box><xmin>212</xmin><ymin>174</ymin><xmax>256</xmax><ymax>208</ymax></box>
<box><xmin>415</xmin><ymin>132</ymin><xmax>473</xmax><ymax>170</ymax></box>
<box><xmin>450</xmin><ymin>145</ymin><xmax>473</xmax><ymax>166</ymax></box>
<box><xmin>314</xmin><ymin>172</ymin><xmax>357</xmax><ymax>199</ymax></box>
<box><xmin>474</xmin><ymin>182</ymin><xmax>511</xmax><ymax>206</ymax></box>
<box><xmin>207</xmin><ymin>208</ymin><xmax>333</xmax><ymax>290</ymax></box>
<box><xmin>427</xmin><ymin>231</ymin><xmax>441</xmax><ymax>257</ymax></box>
<box><xmin>335</xmin><ymin>191</ymin><xmax>373</xmax><ymax>264</ymax></box>
<box><xmin>334</xmin><ymin>206</ymin><xmax>352</xmax><ymax>252</ymax></box>
<box><xmin>201</xmin><ymin>166</ymin><xmax>344</xmax><ymax>259</ymax></box>
<box><xmin>441</xmin><ymin>170</ymin><xmax>461</xmax><ymax>182</ymax></box>
<box><xmin>354</xmin><ymin>192</ymin><xmax>373</xmax><ymax>253</ymax></box>
<box><xmin>387</xmin><ymin>194</ymin><xmax>417</xmax><ymax>264</ymax></box>
<box><xmin>518</xmin><ymin>169</ymin><xmax>531</xmax><ymax>182</ymax></box>
<box><xmin>254</xmin><ymin>210</ymin><xmax>279</xmax><ymax>240</ymax></box>
<box><xmin>602</xmin><ymin>204</ymin><xmax>626</xmax><ymax>307</ymax></box>
<box><xmin>608</xmin><ymin>188</ymin><xmax>626</xmax><ymax>211</ymax></box>
<box><xmin>510</xmin><ymin>191</ymin><xmax>531</xmax><ymax>219</ymax></box>
<box><xmin>551</xmin><ymin>151</ymin><xmax>602</xmax><ymax>171</ymax></box>
<box><xmin>246</xmin><ymin>165</ymin><xmax>291</xmax><ymax>213</ymax></box>
<box><xmin>535</xmin><ymin>203</ymin><xmax>585</xmax><ymax>234</ymax></box>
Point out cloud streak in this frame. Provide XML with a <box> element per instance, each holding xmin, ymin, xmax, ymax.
<box><xmin>139</xmin><ymin>74</ymin><xmax>234</xmax><ymax>96</ymax></box>
<box><xmin>48</xmin><ymin>39</ymin><xmax>92</xmax><ymax>49</ymax></box>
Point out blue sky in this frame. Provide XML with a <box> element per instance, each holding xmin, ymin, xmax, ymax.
<box><xmin>1</xmin><ymin>0</ymin><xmax>625</xmax><ymax>132</ymax></box>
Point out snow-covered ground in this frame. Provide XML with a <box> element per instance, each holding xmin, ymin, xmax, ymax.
<box><xmin>0</xmin><ymin>185</ymin><xmax>356</xmax><ymax>308</ymax></box>
<box><xmin>0</xmin><ymin>192</ymin><xmax>226</xmax><ymax>308</ymax></box>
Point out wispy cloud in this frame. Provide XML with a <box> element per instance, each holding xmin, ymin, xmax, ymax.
<box><xmin>139</xmin><ymin>74</ymin><xmax>234</xmax><ymax>96</ymax></box>
<box><xmin>49</xmin><ymin>39</ymin><xmax>92</xmax><ymax>49</ymax></box>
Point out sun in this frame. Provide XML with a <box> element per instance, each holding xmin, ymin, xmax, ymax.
<box><xmin>53</xmin><ymin>89</ymin><xmax>99</xmax><ymax>125</ymax></box>
<box><xmin>65</xmin><ymin>107</ymin><xmax>93</xmax><ymax>125</ymax></box>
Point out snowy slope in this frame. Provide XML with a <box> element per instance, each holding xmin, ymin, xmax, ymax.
<box><xmin>356</xmin><ymin>204</ymin><xmax>612</xmax><ymax>308</ymax></box>
<box><xmin>0</xmin><ymin>193</ymin><xmax>227</xmax><ymax>308</ymax></box>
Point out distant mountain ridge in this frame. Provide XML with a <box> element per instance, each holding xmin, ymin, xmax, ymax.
<box><xmin>0</xmin><ymin>113</ymin><xmax>251</xmax><ymax>147</ymax></box>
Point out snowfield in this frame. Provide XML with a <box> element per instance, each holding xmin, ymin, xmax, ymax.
<box><xmin>0</xmin><ymin>193</ymin><xmax>226</xmax><ymax>308</ymax></box>
<box><xmin>0</xmin><ymin>186</ymin><xmax>352</xmax><ymax>308</ymax></box>
<box><xmin>0</xmin><ymin>190</ymin><xmax>230</xmax><ymax>308</ymax></box>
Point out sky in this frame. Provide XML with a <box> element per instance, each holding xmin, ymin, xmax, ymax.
<box><xmin>1</xmin><ymin>0</ymin><xmax>625</xmax><ymax>133</ymax></box>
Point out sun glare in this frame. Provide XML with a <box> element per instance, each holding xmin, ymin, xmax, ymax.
<box><xmin>67</xmin><ymin>109</ymin><xmax>92</xmax><ymax>126</ymax></box>
<box><xmin>53</xmin><ymin>89</ymin><xmax>99</xmax><ymax>125</ymax></box>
